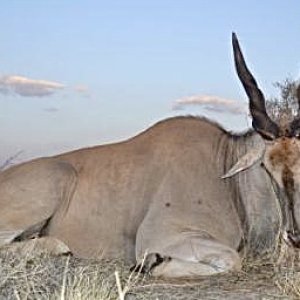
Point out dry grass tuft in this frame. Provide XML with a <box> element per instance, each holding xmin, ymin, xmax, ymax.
<box><xmin>0</xmin><ymin>249</ymin><xmax>131</xmax><ymax>300</ymax></box>
<box><xmin>1</xmin><ymin>241</ymin><xmax>300</xmax><ymax>299</ymax></box>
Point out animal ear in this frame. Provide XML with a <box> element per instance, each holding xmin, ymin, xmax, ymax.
<box><xmin>232</xmin><ymin>33</ymin><xmax>279</xmax><ymax>140</ymax></box>
<box><xmin>222</xmin><ymin>146</ymin><xmax>265</xmax><ymax>179</ymax></box>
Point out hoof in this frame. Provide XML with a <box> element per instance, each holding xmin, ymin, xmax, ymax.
<box><xmin>130</xmin><ymin>253</ymin><xmax>171</xmax><ymax>274</ymax></box>
<box><xmin>60</xmin><ymin>251</ymin><xmax>73</xmax><ymax>257</ymax></box>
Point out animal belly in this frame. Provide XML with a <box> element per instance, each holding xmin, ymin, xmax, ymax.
<box><xmin>47</xmin><ymin>218</ymin><xmax>136</xmax><ymax>262</ymax></box>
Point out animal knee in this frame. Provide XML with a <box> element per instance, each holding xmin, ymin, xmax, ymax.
<box><xmin>36</xmin><ymin>236</ymin><xmax>72</xmax><ymax>256</ymax></box>
<box><xmin>2</xmin><ymin>236</ymin><xmax>72</xmax><ymax>257</ymax></box>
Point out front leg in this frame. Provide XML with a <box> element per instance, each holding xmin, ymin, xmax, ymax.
<box><xmin>135</xmin><ymin>234</ymin><xmax>241</xmax><ymax>278</ymax></box>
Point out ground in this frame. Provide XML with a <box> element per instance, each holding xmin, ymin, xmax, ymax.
<box><xmin>1</xmin><ymin>244</ymin><xmax>300</xmax><ymax>300</ymax></box>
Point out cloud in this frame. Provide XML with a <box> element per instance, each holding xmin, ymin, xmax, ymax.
<box><xmin>0</xmin><ymin>75</ymin><xmax>65</xmax><ymax>97</ymax></box>
<box><xmin>74</xmin><ymin>84</ymin><xmax>91</xmax><ymax>98</ymax></box>
<box><xmin>44</xmin><ymin>107</ymin><xmax>59</xmax><ymax>113</ymax></box>
<box><xmin>172</xmin><ymin>95</ymin><xmax>247</xmax><ymax>115</ymax></box>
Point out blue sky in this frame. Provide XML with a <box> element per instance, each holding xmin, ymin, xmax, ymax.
<box><xmin>0</xmin><ymin>0</ymin><xmax>299</xmax><ymax>163</ymax></box>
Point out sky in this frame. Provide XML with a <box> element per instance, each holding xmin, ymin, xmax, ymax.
<box><xmin>0</xmin><ymin>0</ymin><xmax>299</xmax><ymax>164</ymax></box>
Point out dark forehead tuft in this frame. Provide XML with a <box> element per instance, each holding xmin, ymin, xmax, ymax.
<box><xmin>268</xmin><ymin>138</ymin><xmax>299</xmax><ymax>168</ymax></box>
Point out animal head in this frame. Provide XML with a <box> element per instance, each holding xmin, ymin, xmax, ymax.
<box><xmin>224</xmin><ymin>33</ymin><xmax>300</xmax><ymax>247</ymax></box>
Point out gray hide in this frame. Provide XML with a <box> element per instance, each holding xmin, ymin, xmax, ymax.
<box><xmin>234</xmin><ymin>133</ymin><xmax>281</xmax><ymax>254</ymax></box>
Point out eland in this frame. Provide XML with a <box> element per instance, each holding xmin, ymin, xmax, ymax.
<box><xmin>1</xmin><ymin>33</ymin><xmax>300</xmax><ymax>278</ymax></box>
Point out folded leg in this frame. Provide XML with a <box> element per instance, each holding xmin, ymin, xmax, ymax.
<box><xmin>135</xmin><ymin>234</ymin><xmax>241</xmax><ymax>278</ymax></box>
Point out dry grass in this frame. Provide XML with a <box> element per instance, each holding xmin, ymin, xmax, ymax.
<box><xmin>0</xmin><ymin>251</ymin><xmax>120</xmax><ymax>299</ymax></box>
<box><xmin>1</xmin><ymin>242</ymin><xmax>300</xmax><ymax>300</ymax></box>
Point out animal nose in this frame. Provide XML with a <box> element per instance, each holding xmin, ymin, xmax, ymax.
<box><xmin>283</xmin><ymin>230</ymin><xmax>300</xmax><ymax>248</ymax></box>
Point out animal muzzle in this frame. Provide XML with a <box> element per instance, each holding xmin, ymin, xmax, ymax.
<box><xmin>278</xmin><ymin>187</ymin><xmax>300</xmax><ymax>248</ymax></box>
<box><xmin>282</xmin><ymin>204</ymin><xmax>300</xmax><ymax>248</ymax></box>
<box><xmin>283</xmin><ymin>230</ymin><xmax>300</xmax><ymax>248</ymax></box>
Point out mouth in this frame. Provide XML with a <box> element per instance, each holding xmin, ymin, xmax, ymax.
<box><xmin>283</xmin><ymin>230</ymin><xmax>300</xmax><ymax>248</ymax></box>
